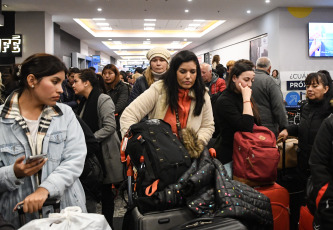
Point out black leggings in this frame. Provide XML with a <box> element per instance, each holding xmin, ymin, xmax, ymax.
<box><xmin>102</xmin><ymin>183</ymin><xmax>115</xmax><ymax>229</ymax></box>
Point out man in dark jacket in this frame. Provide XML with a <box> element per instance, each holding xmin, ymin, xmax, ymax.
<box><xmin>252</xmin><ymin>57</ymin><xmax>288</xmax><ymax>138</ymax></box>
<box><xmin>60</xmin><ymin>67</ymin><xmax>81</xmax><ymax>109</ymax></box>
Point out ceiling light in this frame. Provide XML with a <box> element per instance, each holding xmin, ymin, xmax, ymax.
<box><xmin>96</xmin><ymin>22</ymin><xmax>109</xmax><ymax>26</ymax></box>
<box><xmin>144</xmin><ymin>23</ymin><xmax>155</xmax><ymax>26</ymax></box>
<box><xmin>185</xmin><ymin>27</ymin><xmax>195</xmax><ymax>31</ymax></box>
<box><xmin>144</xmin><ymin>19</ymin><xmax>156</xmax><ymax>21</ymax></box>
<box><xmin>188</xmin><ymin>0</ymin><xmax>192</xmax><ymax>1</ymax></box>
<box><xmin>184</xmin><ymin>38</ymin><xmax>187</xmax><ymax>41</ymax></box>
<box><xmin>97</xmin><ymin>8</ymin><xmax>102</xmax><ymax>12</ymax></box>
<box><xmin>146</xmin><ymin>38</ymin><xmax>150</xmax><ymax>41</ymax></box>
<box><xmin>144</xmin><ymin>27</ymin><xmax>155</xmax><ymax>30</ymax></box>
<box><xmin>247</xmin><ymin>10</ymin><xmax>251</xmax><ymax>14</ymax></box>
<box><xmin>113</xmin><ymin>41</ymin><xmax>122</xmax><ymax>44</ymax></box>
<box><xmin>108</xmin><ymin>38</ymin><xmax>112</xmax><ymax>40</ymax></box>
<box><xmin>93</xmin><ymin>18</ymin><xmax>105</xmax><ymax>21</ymax></box>
<box><xmin>265</xmin><ymin>0</ymin><xmax>270</xmax><ymax>2</ymax></box>
<box><xmin>100</xmin><ymin>27</ymin><xmax>112</xmax><ymax>30</ymax></box>
<box><xmin>143</xmin><ymin>41</ymin><xmax>151</xmax><ymax>44</ymax></box>
<box><xmin>193</xmin><ymin>19</ymin><xmax>205</xmax><ymax>22</ymax></box>
<box><xmin>185</xmin><ymin>9</ymin><xmax>189</xmax><ymax>13</ymax></box>
<box><xmin>3</xmin><ymin>4</ymin><xmax>8</xmax><ymax>8</ymax></box>
<box><xmin>188</xmin><ymin>23</ymin><xmax>200</xmax><ymax>27</ymax></box>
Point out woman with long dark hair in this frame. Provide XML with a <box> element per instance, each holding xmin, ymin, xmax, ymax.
<box><xmin>102</xmin><ymin>64</ymin><xmax>129</xmax><ymax>138</ymax></box>
<box><xmin>73</xmin><ymin>69</ymin><xmax>124</xmax><ymax>229</ymax></box>
<box><xmin>0</xmin><ymin>53</ymin><xmax>87</xmax><ymax>228</ymax></box>
<box><xmin>213</xmin><ymin>59</ymin><xmax>260</xmax><ymax>177</ymax></box>
<box><xmin>120</xmin><ymin>50</ymin><xmax>214</xmax><ymax>157</ymax></box>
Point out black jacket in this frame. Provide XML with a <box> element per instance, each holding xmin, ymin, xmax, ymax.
<box><xmin>106</xmin><ymin>80</ymin><xmax>129</xmax><ymax>115</ymax></box>
<box><xmin>309</xmin><ymin>114</ymin><xmax>333</xmax><ymax>230</ymax></box>
<box><xmin>287</xmin><ymin>96</ymin><xmax>333</xmax><ymax>178</ymax></box>
<box><xmin>214</xmin><ymin>88</ymin><xmax>255</xmax><ymax>164</ymax></box>
<box><xmin>128</xmin><ymin>75</ymin><xmax>148</xmax><ymax>104</ymax></box>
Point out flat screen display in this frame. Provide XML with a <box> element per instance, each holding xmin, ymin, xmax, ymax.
<box><xmin>309</xmin><ymin>22</ymin><xmax>333</xmax><ymax>57</ymax></box>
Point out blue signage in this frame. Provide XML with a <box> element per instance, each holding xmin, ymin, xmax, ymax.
<box><xmin>285</xmin><ymin>92</ymin><xmax>300</xmax><ymax>107</ymax></box>
<box><xmin>287</xmin><ymin>81</ymin><xmax>306</xmax><ymax>91</ymax></box>
<box><xmin>92</xmin><ymin>55</ymin><xmax>100</xmax><ymax>63</ymax></box>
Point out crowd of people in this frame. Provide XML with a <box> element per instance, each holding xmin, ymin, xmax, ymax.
<box><xmin>0</xmin><ymin>48</ymin><xmax>332</xmax><ymax>229</ymax></box>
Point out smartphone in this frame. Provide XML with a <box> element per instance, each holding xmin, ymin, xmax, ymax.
<box><xmin>26</xmin><ymin>154</ymin><xmax>47</xmax><ymax>164</ymax></box>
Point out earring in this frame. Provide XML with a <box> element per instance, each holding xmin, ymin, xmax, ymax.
<box><xmin>31</xmin><ymin>85</ymin><xmax>35</xmax><ymax>88</ymax></box>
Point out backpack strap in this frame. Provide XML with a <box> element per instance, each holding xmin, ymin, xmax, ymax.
<box><xmin>145</xmin><ymin>179</ymin><xmax>160</xmax><ymax>196</ymax></box>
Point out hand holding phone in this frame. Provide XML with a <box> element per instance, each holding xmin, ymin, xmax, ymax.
<box><xmin>25</xmin><ymin>154</ymin><xmax>47</xmax><ymax>164</ymax></box>
<box><xmin>14</xmin><ymin>155</ymin><xmax>48</xmax><ymax>178</ymax></box>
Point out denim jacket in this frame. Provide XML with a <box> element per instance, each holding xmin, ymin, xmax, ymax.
<box><xmin>0</xmin><ymin>102</ymin><xmax>87</xmax><ymax>228</ymax></box>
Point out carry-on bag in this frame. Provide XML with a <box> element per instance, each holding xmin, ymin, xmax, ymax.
<box><xmin>233</xmin><ymin>124</ymin><xmax>280</xmax><ymax>186</ymax></box>
<box><xmin>277</xmin><ymin>137</ymin><xmax>298</xmax><ymax>169</ymax></box>
<box><xmin>171</xmin><ymin>217</ymin><xmax>247</xmax><ymax>230</ymax></box>
<box><xmin>298</xmin><ymin>205</ymin><xmax>314</xmax><ymax>230</ymax></box>
<box><xmin>255</xmin><ymin>183</ymin><xmax>290</xmax><ymax>230</ymax></box>
<box><xmin>125</xmin><ymin>206</ymin><xmax>196</xmax><ymax>230</ymax></box>
<box><xmin>276</xmin><ymin>137</ymin><xmax>305</xmax><ymax>230</ymax></box>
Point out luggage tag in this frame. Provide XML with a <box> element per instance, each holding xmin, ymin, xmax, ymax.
<box><xmin>121</xmin><ymin>137</ymin><xmax>128</xmax><ymax>152</ymax></box>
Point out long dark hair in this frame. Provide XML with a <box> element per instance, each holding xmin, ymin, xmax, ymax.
<box><xmin>227</xmin><ymin>59</ymin><xmax>261</xmax><ymax>124</ymax></box>
<box><xmin>9</xmin><ymin>53</ymin><xmax>67</xmax><ymax>95</ymax></box>
<box><xmin>162</xmin><ymin>50</ymin><xmax>205</xmax><ymax>116</ymax></box>
<box><xmin>306</xmin><ymin>72</ymin><xmax>333</xmax><ymax>100</ymax></box>
<box><xmin>102</xmin><ymin>64</ymin><xmax>120</xmax><ymax>89</ymax></box>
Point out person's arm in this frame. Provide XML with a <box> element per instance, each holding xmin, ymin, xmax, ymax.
<box><xmin>94</xmin><ymin>95</ymin><xmax>117</xmax><ymax>142</ymax></box>
<box><xmin>39</xmin><ymin>110</ymin><xmax>87</xmax><ymax>198</ymax></box>
<box><xmin>268</xmin><ymin>79</ymin><xmax>288</xmax><ymax>131</ymax></box>
<box><xmin>120</xmin><ymin>83</ymin><xmax>159</xmax><ymax>137</ymax></box>
<box><xmin>196</xmin><ymin>92</ymin><xmax>215</xmax><ymax>145</ymax></box>
<box><xmin>114</xmin><ymin>83</ymin><xmax>129</xmax><ymax>114</ymax></box>
<box><xmin>309</xmin><ymin>116</ymin><xmax>333</xmax><ymax>229</ymax></box>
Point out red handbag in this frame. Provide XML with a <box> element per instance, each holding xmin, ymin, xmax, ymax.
<box><xmin>233</xmin><ymin>124</ymin><xmax>280</xmax><ymax>186</ymax></box>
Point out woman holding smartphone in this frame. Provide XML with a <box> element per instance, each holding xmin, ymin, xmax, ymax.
<box><xmin>0</xmin><ymin>53</ymin><xmax>87</xmax><ymax>228</ymax></box>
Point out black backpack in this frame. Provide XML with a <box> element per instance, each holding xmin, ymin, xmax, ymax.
<box><xmin>123</xmin><ymin>119</ymin><xmax>191</xmax><ymax>196</ymax></box>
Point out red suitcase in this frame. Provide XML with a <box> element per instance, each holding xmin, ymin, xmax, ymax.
<box><xmin>298</xmin><ymin>206</ymin><xmax>313</xmax><ymax>230</ymax></box>
<box><xmin>255</xmin><ymin>183</ymin><xmax>290</xmax><ymax>230</ymax></box>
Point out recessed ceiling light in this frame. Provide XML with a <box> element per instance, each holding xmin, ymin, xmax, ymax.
<box><xmin>185</xmin><ymin>27</ymin><xmax>195</xmax><ymax>31</ymax></box>
<box><xmin>144</xmin><ymin>23</ymin><xmax>155</xmax><ymax>26</ymax></box>
<box><xmin>108</xmin><ymin>38</ymin><xmax>112</xmax><ymax>40</ymax></box>
<box><xmin>113</xmin><ymin>41</ymin><xmax>122</xmax><ymax>44</ymax></box>
<box><xmin>193</xmin><ymin>19</ymin><xmax>205</xmax><ymax>22</ymax></box>
<box><xmin>144</xmin><ymin>19</ymin><xmax>156</xmax><ymax>21</ymax></box>
<box><xmin>100</xmin><ymin>27</ymin><xmax>112</xmax><ymax>30</ymax></box>
<box><xmin>185</xmin><ymin>9</ymin><xmax>189</xmax><ymax>13</ymax></box>
<box><xmin>93</xmin><ymin>18</ymin><xmax>105</xmax><ymax>21</ymax></box>
<box><xmin>96</xmin><ymin>22</ymin><xmax>109</xmax><ymax>26</ymax></box>
<box><xmin>188</xmin><ymin>23</ymin><xmax>200</xmax><ymax>27</ymax></box>
<box><xmin>184</xmin><ymin>38</ymin><xmax>187</xmax><ymax>41</ymax></box>
<box><xmin>143</xmin><ymin>41</ymin><xmax>151</xmax><ymax>44</ymax></box>
<box><xmin>247</xmin><ymin>10</ymin><xmax>251</xmax><ymax>14</ymax></box>
<box><xmin>144</xmin><ymin>27</ymin><xmax>155</xmax><ymax>30</ymax></box>
<box><xmin>146</xmin><ymin>38</ymin><xmax>150</xmax><ymax>41</ymax></box>
<box><xmin>188</xmin><ymin>0</ymin><xmax>192</xmax><ymax>1</ymax></box>
<box><xmin>265</xmin><ymin>0</ymin><xmax>270</xmax><ymax>2</ymax></box>
<box><xmin>3</xmin><ymin>4</ymin><xmax>8</xmax><ymax>7</ymax></box>
<box><xmin>97</xmin><ymin>8</ymin><xmax>102</xmax><ymax>12</ymax></box>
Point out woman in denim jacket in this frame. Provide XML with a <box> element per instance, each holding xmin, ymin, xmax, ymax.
<box><xmin>0</xmin><ymin>53</ymin><xmax>87</xmax><ymax>228</ymax></box>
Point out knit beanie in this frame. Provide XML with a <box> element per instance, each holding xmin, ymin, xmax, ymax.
<box><xmin>146</xmin><ymin>47</ymin><xmax>171</xmax><ymax>63</ymax></box>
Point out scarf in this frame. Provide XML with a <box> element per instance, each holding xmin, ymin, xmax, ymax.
<box><xmin>76</xmin><ymin>87</ymin><xmax>101</xmax><ymax>133</ymax></box>
<box><xmin>1</xmin><ymin>91</ymin><xmax>63</xmax><ymax>156</ymax></box>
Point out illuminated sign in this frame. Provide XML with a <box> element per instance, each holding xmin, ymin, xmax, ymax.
<box><xmin>0</xmin><ymin>35</ymin><xmax>22</xmax><ymax>57</ymax></box>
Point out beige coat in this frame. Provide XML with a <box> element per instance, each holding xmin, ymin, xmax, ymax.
<box><xmin>120</xmin><ymin>80</ymin><xmax>214</xmax><ymax>145</ymax></box>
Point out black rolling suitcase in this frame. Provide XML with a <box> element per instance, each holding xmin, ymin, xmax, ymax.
<box><xmin>125</xmin><ymin>206</ymin><xmax>196</xmax><ymax>230</ymax></box>
<box><xmin>171</xmin><ymin>217</ymin><xmax>247</xmax><ymax>230</ymax></box>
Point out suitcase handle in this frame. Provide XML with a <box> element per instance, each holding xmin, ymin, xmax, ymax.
<box><xmin>177</xmin><ymin>217</ymin><xmax>214</xmax><ymax>229</ymax></box>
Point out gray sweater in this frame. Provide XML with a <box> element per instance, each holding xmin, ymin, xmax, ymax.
<box><xmin>252</xmin><ymin>69</ymin><xmax>288</xmax><ymax>137</ymax></box>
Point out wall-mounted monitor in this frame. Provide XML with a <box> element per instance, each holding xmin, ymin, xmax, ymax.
<box><xmin>309</xmin><ymin>22</ymin><xmax>333</xmax><ymax>57</ymax></box>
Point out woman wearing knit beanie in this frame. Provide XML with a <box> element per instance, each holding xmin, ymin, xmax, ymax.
<box><xmin>128</xmin><ymin>47</ymin><xmax>171</xmax><ymax>104</ymax></box>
